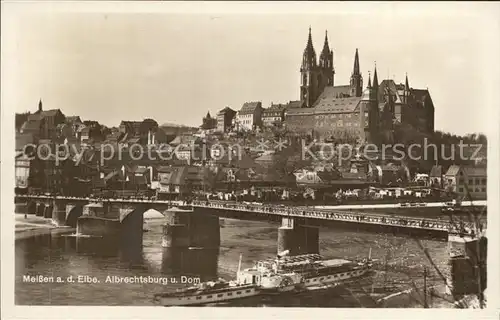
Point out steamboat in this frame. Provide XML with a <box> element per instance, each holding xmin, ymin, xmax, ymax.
<box><xmin>258</xmin><ymin>250</ymin><xmax>373</xmax><ymax>294</ymax></box>
<box><xmin>153</xmin><ymin>250</ymin><xmax>372</xmax><ymax>306</ymax></box>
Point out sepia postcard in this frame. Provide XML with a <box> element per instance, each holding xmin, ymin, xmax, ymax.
<box><xmin>1</xmin><ymin>1</ymin><xmax>499</xmax><ymax>319</ymax></box>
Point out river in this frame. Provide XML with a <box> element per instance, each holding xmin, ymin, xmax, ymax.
<box><xmin>15</xmin><ymin>214</ymin><xmax>450</xmax><ymax>307</ymax></box>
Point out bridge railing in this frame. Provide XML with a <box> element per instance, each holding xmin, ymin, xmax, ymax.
<box><xmin>190</xmin><ymin>200</ymin><xmax>476</xmax><ymax>235</ymax></box>
<box><xmin>16</xmin><ymin>194</ymin><xmax>477</xmax><ymax>235</ymax></box>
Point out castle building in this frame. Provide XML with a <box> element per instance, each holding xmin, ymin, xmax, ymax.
<box><xmin>201</xmin><ymin>111</ymin><xmax>217</xmax><ymax>130</ymax></box>
<box><xmin>285</xmin><ymin>28</ymin><xmax>435</xmax><ymax>143</ymax></box>
<box><xmin>216</xmin><ymin>107</ymin><xmax>237</xmax><ymax>133</ymax></box>
<box><xmin>236</xmin><ymin>101</ymin><xmax>263</xmax><ymax>131</ymax></box>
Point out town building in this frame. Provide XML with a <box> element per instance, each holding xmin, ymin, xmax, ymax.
<box><xmin>236</xmin><ymin>102</ymin><xmax>263</xmax><ymax>131</ymax></box>
<box><xmin>156</xmin><ymin>166</ymin><xmax>213</xmax><ymax>200</ymax></box>
<box><xmin>216</xmin><ymin>107</ymin><xmax>237</xmax><ymax>133</ymax></box>
<box><xmin>429</xmin><ymin>165</ymin><xmax>443</xmax><ymax>188</ymax></box>
<box><xmin>119</xmin><ymin>119</ymin><xmax>158</xmax><ymax>144</ymax></box>
<box><xmin>444</xmin><ymin>165</ymin><xmax>487</xmax><ymax>199</ymax></box>
<box><xmin>262</xmin><ymin>103</ymin><xmax>286</xmax><ymax>127</ymax></box>
<box><xmin>33</xmin><ymin>100</ymin><xmax>66</xmax><ymax>139</ymax></box>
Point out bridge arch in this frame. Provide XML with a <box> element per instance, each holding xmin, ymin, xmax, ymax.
<box><xmin>66</xmin><ymin>204</ymin><xmax>83</xmax><ymax>228</ymax></box>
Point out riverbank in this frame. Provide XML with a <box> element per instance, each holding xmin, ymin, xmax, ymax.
<box><xmin>15</xmin><ymin>214</ymin><xmax>74</xmax><ymax>240</ymax></box>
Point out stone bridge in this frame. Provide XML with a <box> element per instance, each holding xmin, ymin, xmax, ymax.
<box><xmin>16</xmin><ymin>194</ymin><xmax>485</xmax><ymax>256</ymax></box>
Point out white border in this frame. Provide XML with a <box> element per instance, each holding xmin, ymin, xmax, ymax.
<box><xmin>1</xmin><ymin>1</ymin><xmax>499</xmax><ymax>319</ymax></box>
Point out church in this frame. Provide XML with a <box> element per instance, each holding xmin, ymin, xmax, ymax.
<box><xmin>285</xmin><ymin>28</ymin><xmax>435</xmax><ymax>144</ymax></box>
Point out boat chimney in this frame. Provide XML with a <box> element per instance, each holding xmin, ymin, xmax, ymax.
<box><xmin>237</xmin><ymin>253</ymin><xmax>242</xmax><ymax>275</ymax></box>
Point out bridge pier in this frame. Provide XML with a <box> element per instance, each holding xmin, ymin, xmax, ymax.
<box><xmin>162</xmin><ymin>208</ymin><xmax>220</xmax><ymax>249</ymax></box>
<box><xmin>277</xmin><ymin>217</ymin><xmax>319</xmax><ymax>255</ymax></box>
<box><xmin>43</xmin><ymin>203</ymin><xmax>53</xmax><ymax>219</ymax></box>
<box><xmin>27</xmin><ymin>201</ymin><xmax>36</xmax><ymax>215</ymax></box>
<box><xmin>35</xmin><ymin>202</ymin><xmax>44</xmax><ymax>216</ymax></box>
<box><xmin>52</xmin><ymin>201</ymin><xmax>67</xmax><ymax>226</ymax></box>
<box><xmin>446</xmin><ymin>234</ymin><xmax>487</xmax><ymax>297</ymax></box>
<box><xmin>15</xmin><ymin>202</ymin><xmax>28</xmax><ymax>214</ymax></box>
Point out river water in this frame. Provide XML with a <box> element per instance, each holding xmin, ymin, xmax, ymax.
<box><xmin>15</xmin><ymin>215</ymin><xmax>450</xmax><ymax>307</ymax></box>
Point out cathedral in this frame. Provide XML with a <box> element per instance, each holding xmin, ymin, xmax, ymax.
<box><xmin>285</xmin><ymin>28</ymin><xmax>435</xmax><ymax>144</ymax></box>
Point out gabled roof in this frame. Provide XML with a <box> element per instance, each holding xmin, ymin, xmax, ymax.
<box><xmin>40</xmin><ymin>109</ymin><xmax>63</xmax><ymax>118</ymax></box>
<box><xmin>217</xmin><ymin>107</ymin><xmax>236</xmax><ymax>116</ymax></box>
<box><xmin>429</xmin><ymin>165</ymin><xmax>442</xmax><ymax>177</ymax></box>
<box><xmin>378</xmin><ymin>79</ymin><xmax>404</xmax><ymax>104</ymax></box>
<box><xmin>315</xmin><ymin>95</ymin><xmax>361</xmax><ymax>113</ymax></box>
<box><xmin>287</xmin><ymin>100</ymin><xmax>304</xmax><ymax>109</ymax></box>
<box><xmin>263</xmin><ymin>104</ymin><xmax>285</xmax><ymax>115</ymax></box>
<box><xmin>323</xmin><ymin>85</ymin><xmax>351</xmax><ymax>99</ymax></box>
<box><xmin>27</xmin><ymin>114</ymin><xmax>44</xmax><ymax>121</ymax></box>
<box><xmin>286</xmin><ymin>87</ymin><xmax>361</xmax><ymax>116</ymax></box>
<box><xmin>66</xmin><ymin>116</ymin><xmax>82</xmax><ymax>124</ymax></box>
<box><xmin>239</xmin><ymin>102</ymin><xmax>262</xmax><ymax>115</ymax></box>
<box><xmin>445</xmin><ymin>165</ymin><xmax>461</xmax><ymax>176</ymax></box>
<box><xmin>462</xmin><ymin>166</ymin><xmax>486</xmax><ymax>177</ymax></box>
<box><xmin>21</xmin><ymin>120</ymin><xmax>42</xmax><ymax>132</ymax></box>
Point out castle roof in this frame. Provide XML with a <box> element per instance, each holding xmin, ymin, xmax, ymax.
<box><xmin>239</xmin><ymin>101</ymin><xmax>262</xmax><ymax>115</ymax></box>
<box><xmin>217</xmin><ymin>107</ymin><xmax>236</xmax><ymax>115</ymax></box>
<box><xmin>287</xmin><ymin>100</ymin><xmax>304</xmax><ymax>109</ymax></box>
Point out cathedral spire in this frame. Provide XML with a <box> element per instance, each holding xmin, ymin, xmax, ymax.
<box><xmin>373</xmin><ymin>62</ymin><xmax>379</xmax><ymax>90</ymax></box>
<box><xmin>38</xmin><ymin>99</ymin><xmax>43</xmax><ymax>112</ymax></box>
<box><xmin>367</xmin><ymin>72</ymin><xmax>372</xmax><ymax>88</ymax></box>
<box><xmin>301</xmin><ymin>27</ymin><xmax>317</xmax><ymax>70</ymax></box>
<box><xmin>405</xmin><ymin>73</ymin><xmax>410</xmax><ymax>90</ymax></box>
<box><xmin>319</xmin><ymin>30</ymin><xmax>333</xmax><ymax>74</ymax></box>
<box><xmin>353</xmin><ymin>48</ymin><xmax>360</xmax><ymax>75</ymax></box>
<box><xmin>321</xmin><ymin>30</ymin><xmax>330</xmax><ymax>55</ymax></box>
<box><xmin>350</xmin><ymin>49</ymin><xmax>362</xmax><ymax>97</ymax></box>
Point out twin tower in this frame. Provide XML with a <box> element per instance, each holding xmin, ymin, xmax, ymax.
<box><xmin>300</xmin><ymin>28</ymin><xmax>363</xmax><ymax>108</ymax></box>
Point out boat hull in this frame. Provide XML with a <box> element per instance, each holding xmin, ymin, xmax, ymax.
<box><xmin>154</xmin><ymin>286</ymin><xmax>260</xmax><ymax>306</ymax></box>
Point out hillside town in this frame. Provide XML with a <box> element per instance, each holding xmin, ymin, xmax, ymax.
<box><xmin>14</xmin><ymin>28</ymin><xmax>487</xmax><ymax>205</ymax></box>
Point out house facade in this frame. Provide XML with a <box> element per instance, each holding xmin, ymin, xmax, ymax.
<box><xmin>236</xmin><ymin>102</ymin><xmax>263</xmax><ymax>131</ymax></box>
<box><xmin>216</xmin><ymin>107</ymin><xmax>237</xmax><ymax>133</ymax></box>
<box><xmin>262</xmin><ymin>103</ymin><xmax>286</xmax><ymax>127</ymax></box>
<box><xmin>444</xmin><ymin>165</ymin><xmax>487</xmax><ymax>199</ymax></box>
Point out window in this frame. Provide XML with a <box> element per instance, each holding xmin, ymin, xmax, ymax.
<box><xmin>468</xmin><ymin>179</ymin><xmax>473</xmax><ymax>185</ymax></box>
<box><xmin>364</xmin><ymin>112</ymin><xmax>369</xmax><ymax>118</ymax></box>
<box><xmin>227</xmin><ymin>292</ymin><xmax>233</xmax><ymax>296</ymax></box>
<box><xmin>207</xmin><ymin>295</ymin><xmax>212</xmax><ymax>298</ymax></box>
<box><xmin>217</xmin><ymin>294</ymin><xmax>224</xmax><ymax>297</ymax></box>
<box><xmin>459</xmin><ymin>187</ymin><xmax>464</xmax><ymax>193</ymax></box>
<box><xmin>196</xmin><ymin>296</ymin><xmax>202</xmax><ymax>300</ymax></box>
<box><xmin>236</xmin><ymin>291</ymin><xmax>242</xmax><ymax>295</ymax></box>
<box><xmin>245</xmin><ymin>290</ymin><xmax>251</xmax><ymax>293</ymax></box>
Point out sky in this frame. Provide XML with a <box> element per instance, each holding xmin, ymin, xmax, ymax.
<box><xmin>3</xmin><ymin>2</ymin><xmax>500</xmax><ymax>135</ymax></box>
